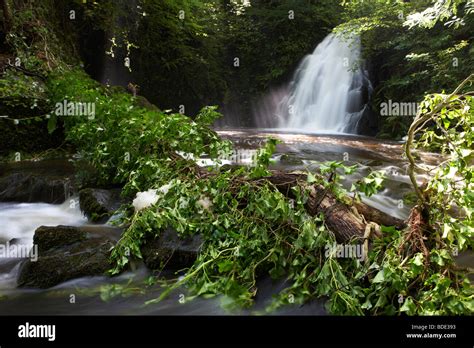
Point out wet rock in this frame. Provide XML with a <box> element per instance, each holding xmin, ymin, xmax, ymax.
<box><xmin>0</xmin><ymin>258</ymin><xmax>20</xmax><ymax>274</ymax></box>
<box><xmin>8</xmin><ymin>238</ymin><xmax>24</xmax><ymax>245</ymax></box>
<box><xmin>141</xmin><ymin>227</ymin><xmax>203</xmax><ymax>270</ymax></box>
<box><xmin>355</xmin><ymin>106</ymin><xmax>378</xmax><ymax>136</ymax></box>
<box><xmin>17</xmin><ymin>225</ymin><xmax>122</xmax><ymax>288</ymax></box>
<box><xmin>0</xmin><ymin>160</ymin><xmax>75</xmax><ymax>203</ymax></box>
<box><xmin>455</xmin><ymin>251</ymin><xmax>474</xmax><ymax>282</ymax></box>
<box><xmin>364</xmin><ymin>159</ymin><xmax>384</xmax><ymax>167</ymax></box>
<box><xmin>79</xmin><ymin>188</ymin><xmax>123</xmax><ymax>223</ymax></box>
<box><xmin>33</xmin><ymin>225</ymin><xmax>87</xmax><ymax>253</ymax></box>
<box><xmin>279</xmin><ymin>153</ymin><xmax>304</xmax><ymax>166</ymax></box>
<box><xmin>346</xmin><ymin>86</ymin><xmax>367</xmax><ymax>114</ymax></box>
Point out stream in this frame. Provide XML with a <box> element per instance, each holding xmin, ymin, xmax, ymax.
<box><xmin>0</xmin><ymin>130</ymin><xmax>471</xmax><ymax>315</ymax></box>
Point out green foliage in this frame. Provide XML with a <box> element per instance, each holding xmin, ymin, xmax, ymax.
<box><xmin>5</xmin><ymin>0</ymin><xmax>79</xmax><ymax>73</ymax></box>
<box><xmin>411</xmin><ymin>76</ymin><xmax>474</xmax><ymax>250</ymax></box>
<box><xmin>404</xmin><ymin>0</ymin><xmax>468</xmax><ymax>29</ymax></box>
<box><xmin>7</xmin><ymin>0</ymin><xmax>472</xmax><ymax>316</ymax></box>
<box><xmin>392</xmin><ymin>75</ymin><xmax>474</xmax><ymax>315</ymax></box>
<box><xmin>249</xmin><ymin>138</ymin><xmax>280</xmax><ymax>178</ymax></box>
<box><xmin>0</xmin><ymin>70</ymin><xmax>48</xmax><ymax>110</ymax></box>
<box><xmin>0</xmin><ymin>69</ymin><xmax>62</xmax><ymax>156</ymax></box>
<box><xmin>132</xmin><ymin>0</ymin><xmax>227</xmax><ymax>115</ymax></box>
<box><xmin>351</xmin><ymin>170</ymin><xmax>386</xmax><ymax>198</ymax></box>
<box><xmin>46</xmin><ymin>69</ymin><xmax>231</xmax><ymax>187</ymax></box>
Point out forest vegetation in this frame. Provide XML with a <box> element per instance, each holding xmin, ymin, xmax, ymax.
<box><xmin>0</xmin><ymin>0</ymin><xmax>472</xmax><ymax>315</ymax></box>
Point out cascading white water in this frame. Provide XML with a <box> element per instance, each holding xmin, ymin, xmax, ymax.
<box><xmin>256</xmin><ymin>33</ymin><xmax>372</xmax><ymax>134</ymax></box>
<box><xmin>0</xmin><ymin>200</ymin><xmax>87</xmax><ymax>289</ymax></box>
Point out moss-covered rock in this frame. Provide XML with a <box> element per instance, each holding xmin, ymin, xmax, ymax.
<box><xmin>0</xmin><ymin>71</ymin><xmax>49</xmax><ymax>115</ymax></box>
<box><xmin>17</xmin><ymin>225</ymin><xmax>122</xmax><ymax>288</ymax></box>
<box><xmin>279</xmin><ymin>153</ymin><xmax>304</xmax><ymax>166</ymax></box>
<box><xmin>34</xmin><ymin>225</ymin><xmax>87</xmax><ymax>253</ymax></box>
<box><xmin>0</xmin><ymin>70</ymin><xmax>64</xmax><ymax>155</ymax></box>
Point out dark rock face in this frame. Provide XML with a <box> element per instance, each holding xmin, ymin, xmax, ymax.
<box><xmin>79</xmin><ymin>188</ymin><xmax>123</xmax><ymax>223</ymax></box>
<box><xmin>346</xmin><ymin>69</ymin><xmax>378</xmax><ymax>136</ymax></box>
<box><xmin>0</xmin><ymin>160</ymin><xmax>75</xmax><ymax>203</ymax></box>
<box><xmin>141</xmin><ymin>227</ymin><xmax>203</xmax><ymax>270</ymax></box>
<box><xmin>17</xmin><ymin>225</ymin><xmax>122</xmax><ymax>288</ymax></box>
<box><xmin>134</xmin><ymin>95</ymin><xmax>159</xmax><ymax>111</ymax></box>
<box><xmin>355</xmin><ymin>105</ymin><xmax>379</xmax><ymax>136</ymax></box>
<box><xmin>346</xmin><ymin>85</ymin><xmax>369</xmax><ymax>114</ymax></box>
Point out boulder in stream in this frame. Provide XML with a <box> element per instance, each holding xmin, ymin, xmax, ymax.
<box><xmin>79</xmin><ymin>188</ymin><xmax>124</xmax><ymax>223</ymax></box>
<box><xmin>17</xmin><ymin>225</ymin><xmax>122</xmax><ymax>288</ymax></box>
<box><xmin>141</xmin><ymin>227</ymin><xmax>203</xmax><ymax>270</ymax></box>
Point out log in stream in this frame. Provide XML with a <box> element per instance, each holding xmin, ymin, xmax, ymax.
<box><xmin>261</xmin><ymin>171</ymin><xmax>406</xmax><ymax>243</ymax></box>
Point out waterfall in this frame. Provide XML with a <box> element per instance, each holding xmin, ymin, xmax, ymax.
<box><xmin>255</xmin><ymin>33</ymin><xmax>372</xmax><ymax>134</ymax></box>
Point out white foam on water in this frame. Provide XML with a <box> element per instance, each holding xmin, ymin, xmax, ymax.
<box><xmin>0</xmin><ymin>199</ymin><xmax>86</xmax><ymax>249</ymax></box>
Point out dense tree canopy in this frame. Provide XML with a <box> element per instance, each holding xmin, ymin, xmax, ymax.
<box><xmin>2</xmin><ymin>0</ymin><xmax>471</xmax><ymax>131</ymax></box>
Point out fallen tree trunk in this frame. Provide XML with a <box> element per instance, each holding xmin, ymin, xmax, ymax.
<box><xmin>199</xmin><ymin>166</ymin><xmax>407</xmax><ymax>243</ymax></box>
<box><xmin>262</xmin><ymin>171</ymin><xmax>406</xmax><ymax>243</ymax></box>
<box><xmin>353</xmin><ymin>201</ymin><xmax>406</xmax><ymax>230</ymax></box>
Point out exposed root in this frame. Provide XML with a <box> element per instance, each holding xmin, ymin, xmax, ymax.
<box><xmin>399</xmin><ymin>206</ymin><xmax>430</xmax><ymax>264</ymax></box>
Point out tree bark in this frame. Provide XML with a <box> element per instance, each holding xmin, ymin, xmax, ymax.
<box><xmin>261</xmin><ymin>171</ymin><xmax>406</xmax><ymax>243</ymax></box>
<box><xmin>199</xmin><ymin>166</ymin><xmax>406</xmax><ymax>243</ymax></box>
<box><xmin>1</xmin><ymin>0</ymin><xmax>12</xmax><ymax>34</ymax></box>
<box><xmin>353</xmin><ymin>201</ymin><xmax>406</xmax><ymax>230</ymax></box>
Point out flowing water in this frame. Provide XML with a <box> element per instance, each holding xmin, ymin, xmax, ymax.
<box><xmin>254</xmin><ymin>34</ymin><xmax>372</xmax><ymax>134</ymax></box>
<box><xmin>0</xmin><ymin>202</ymin><xmax>228</xmax><ymax>315</ymax></box>
<box><xmin>0</xmin><ymin>130</ymin><xmax>471</xmax><ymax>315</ymax></box>
<box><xmin>218</xmin><ymin>129</ymin><xmax>414</xmax><ymax>220</ymax></box>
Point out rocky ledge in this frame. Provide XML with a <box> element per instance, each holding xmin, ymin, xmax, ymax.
<box><xmin>0</xmin><ymin>160</ymin><xmax>75</xmax><ymax>203</ymax></box>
